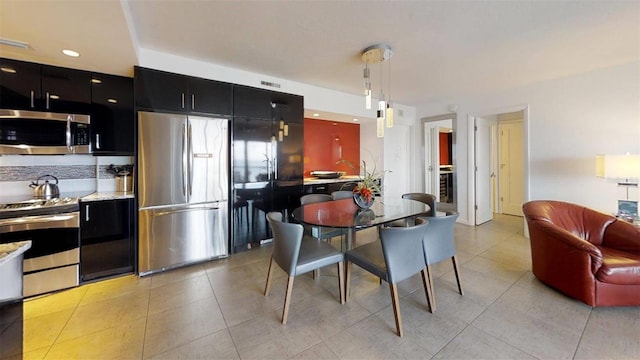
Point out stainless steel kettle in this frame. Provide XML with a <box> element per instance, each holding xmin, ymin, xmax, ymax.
<box><xmin>30</xmin><ymin>175</ymin><xmax>60</xmax><ymax>199</ymax></box>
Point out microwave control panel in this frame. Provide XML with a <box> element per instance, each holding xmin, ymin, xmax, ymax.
<box><xmin>73</xmin><ymin>123</ymin><xmax>90</xmax><ymax>145</ymax></box>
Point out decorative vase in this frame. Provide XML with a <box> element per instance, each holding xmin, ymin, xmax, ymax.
<box><xmin>353</xmin><ymin>193</ymin><xmax>374</xmax><ymax>209</ymax></box>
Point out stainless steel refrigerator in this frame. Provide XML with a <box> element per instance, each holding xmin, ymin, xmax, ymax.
<box><xmin>137</xmin><ymin>111</ymin><xmax>229</xmax><ymax>275</ymax></box>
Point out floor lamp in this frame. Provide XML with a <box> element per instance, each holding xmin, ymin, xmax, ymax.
<box><xmin>596</xmin><ymin>153</ymin><xmax>640</xmax><ymax>220</ymax></box>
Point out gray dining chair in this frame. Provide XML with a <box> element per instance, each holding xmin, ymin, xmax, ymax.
<box><xmin>388</xmin><ymin>192</ymin><xmax>437</xmax><ymax>227</ymax></box>
<box><xmin>422</xmin><ymin>212</ymin><xmax>462</xmax><ymax>312</ymax></box>
<box><xmin>299</xmin><ymin>193</ymin><xmax>345</xmax><ymax>277</ymax></box>
<box><xmin>402</xmin><ymin>193</ymin><xmax>436</xmax><ymax>216</ymax></box>
<box><xmin>331</xmin><ymin>190</ymin><xmax>354</xmax><ymax>200</ymax></box>
<box><xmin>345</xmin><ymin>218</ymin><xmax>431</xmax><ymax>337</ymax></box>
<box><xmin>300</xmin><ymin>194</ymin><xmax>344</xmax><ymax>242</ymax></box>
<box><xmin>264</xmin><ymin>212</ymin><xmax>345</xmax><ymax>325</ymax></box>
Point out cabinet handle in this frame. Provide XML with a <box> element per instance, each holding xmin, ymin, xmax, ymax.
<box><xmin>30</xmin><ymin>90</ymin><xmax>34</xmax><ymax>108</ymax></box>
<box><xmin>46</xmin><ymin>92</ymin><xmax>50</xmax><ymax>109</ymax></box>
<box><xmin>192</xmin><ymin>94</ymin><xmax>195</xmax><ymax>109</ymax></box>
<box><xmin>181</xmin><ymin>93</ymin><xmax>185</xmax><ymax>109</ymax></box>
<box><xmin>96</xmin><ymin>134</ymin><xmax>100</xmax><ymax>149</ymax></box>
<box><xmin>85</xmin><ymin>205</ymin><xmax>90</xmax><ymax>222</ymax></box>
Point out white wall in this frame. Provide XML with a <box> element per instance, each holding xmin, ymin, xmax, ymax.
<box><xmin>417</xmin><ymin>61</ymin><xmax>640</xmax><ymax>224</ymax></box>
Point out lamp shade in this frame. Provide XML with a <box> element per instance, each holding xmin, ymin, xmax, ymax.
<box><xmin>596</xmin><ymin>154</ymin><xmax>640</xmax><ymax>181</ymax></box>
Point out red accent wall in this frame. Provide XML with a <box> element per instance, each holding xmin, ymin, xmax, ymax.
<box><xmin>440</xmin><ymin>132</ymin><xmax>451</xmax><ymax>165</ymax></box>
<box><xmin>304</xmin><ymin>118</ymin><xmax>360</xmax><ymax>176</ymax></box>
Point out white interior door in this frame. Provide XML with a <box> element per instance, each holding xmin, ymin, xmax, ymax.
<box><xmin>384</xmin><ymin>124</ymin><xmax>411</xmax><ymax>198</ymax></box>
<box><xmin>423</xmin><ymin>123</ymin><xmax>439</xmax><ymax>197</ymax></box>
<box><xmin>475</xmin><ymin>117</ymin><xmax>493</xmax><ymax>225</ymax></box>
<box><xmin>498</xmin><ymin>120</ymin><xmax>525</xmax><ymax>216</ymax></box>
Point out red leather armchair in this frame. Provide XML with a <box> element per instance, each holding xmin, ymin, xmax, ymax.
<box><xmin>523</xmin><ymin>200</ymin><xmax>640</xmax><ymax>306</ymax></box>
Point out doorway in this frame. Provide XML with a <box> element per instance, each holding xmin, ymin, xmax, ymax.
<box><xmin>472</xmin><ymin>108</ymin><xmax>528</xmax><ymax>225</ymax></box>
<box><xmin>422</xmin><ymin>113</ymin><xmax>457</xmax><ymax>213</ymax></box>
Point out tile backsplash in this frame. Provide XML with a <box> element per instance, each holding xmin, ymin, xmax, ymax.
<box><xmin>0</xmin><ymin>155</ymin><xmax>134</xmax><ymax>197</ymax></box>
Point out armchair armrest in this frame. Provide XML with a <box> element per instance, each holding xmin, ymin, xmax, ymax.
<box><xmin>603</xmin><ymin>219</ymin><xmax>640</xmax><ymax>255</ymax></box>
<box><xmin>529</xmin><ymin>219</ymin><xmax>603</xmax><ymax>274</ymax></box>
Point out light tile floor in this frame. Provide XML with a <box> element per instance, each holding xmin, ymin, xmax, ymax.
<box><xmin>13</xmin><ymin>215</ymin><xmax>640</xmax><ymax>359</ymax></box>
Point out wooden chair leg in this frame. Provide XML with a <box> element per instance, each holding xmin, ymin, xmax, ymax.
<box><xmin>264</xmin><ymin>256</ymin><xmax>274</xmax><ymax>296</ymax></box>
<box><xmin>345</xmin><ymin>261</ymin><xmax>352</xmax><ymax>301</ymax></box>
<box><xmin>281</xmin><ymin>275</ymin><xmax>295</xmax><ymax>325</ymax></box>
<box><xmin>421</xmin><ymin>268</ymin><xmax>434</xmax><ymax>313</ymax></box>
<box><xmin>426</xmin><ymin>265</ymin><xmax>436</xmax><ymax>312</ymax></box>
<box><xmin>452</xmin><ymin>255</ymin><xmax>464</xmax><ymax>295</ymax></box>
<box><xmin>337</xmin><ymin>261</ymin><xmax>345</xmax><ymax>304</ymax></box>
<box><xmin>389</xmin><ymin>283</ymin><xmax>403</xmax><ymax>337</ymax></box>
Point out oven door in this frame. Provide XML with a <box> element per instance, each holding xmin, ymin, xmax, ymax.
<box><xmin>0</xmin><ymin>212</ymin><xmax>79</xmax><ymax>297</ymax></box>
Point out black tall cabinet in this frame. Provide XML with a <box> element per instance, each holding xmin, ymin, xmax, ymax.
<box><xmin>232</xmin><ymin>86</ymin><xmax>304</xmax><ymax>251</ymax></box>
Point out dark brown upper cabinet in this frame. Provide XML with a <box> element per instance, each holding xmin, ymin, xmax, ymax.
<box><xmin>91</xmin><ymin>73</ymin><xmax>134</xmax><ymax>155</ymax></box>
<box><xmin>134</xmin><ymin>66</ymin><xmax>232</xmax><ymax>116</ymax></box>
<box><xmin>0</xmin><ymin>58</ymin><xmax>91</xmax><ymax>114</ymax></box>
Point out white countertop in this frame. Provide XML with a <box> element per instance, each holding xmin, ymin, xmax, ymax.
<box><xmin>81</xmin><ymin>192</ymin><xmax>135</xmax><ymax>202</ymax></box>
<box><xmin>303</xmin><ymin>175</ymin><xmax>362</xmax><ymax>185</ymax></box>
<box><xmin>0</xmin><ymin>241</ymin><xmax>32</xmax><ymax>266</ymax></box>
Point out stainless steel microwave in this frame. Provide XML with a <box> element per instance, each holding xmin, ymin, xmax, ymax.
<box><xmin>0</xmin><ymin>109</ymin><xmax>91</xmax><ymax>155</ymax></box>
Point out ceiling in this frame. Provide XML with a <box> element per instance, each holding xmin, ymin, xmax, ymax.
<box><xmin>1</xmin><ymin>0</ymin><xmax>638</xmax><ymax>113</ymax></box>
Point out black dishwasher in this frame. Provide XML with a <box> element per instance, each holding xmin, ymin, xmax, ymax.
<box><xmin>80</xmin><ymin>198</ymin><xmax>134</xmax><ymax>282</ymax></box>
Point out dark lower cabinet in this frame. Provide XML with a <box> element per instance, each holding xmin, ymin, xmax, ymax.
<box><xmin>303</xmin><ymin>181</ymin><xmax>357</xmax><ymax>195</ymax></box>
<box><xmin>80</xmin><ymin>199</ymin><xmax>134</xmax><ymax>282</ymax></box>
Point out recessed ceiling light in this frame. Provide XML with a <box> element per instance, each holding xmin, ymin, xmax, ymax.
<box><xmin>62</xmin><ymin>49</ymin><xmax>80</xmax><ymax>57</ymax></box>
<box><xmin>353</xmin><ymin>118</ymin><xmax>359</xmax><ymax>122</ymax></box>
<box><xmin>313</xmin><ymin>113</ymin><xmax>320</xmax><ymax>117</ymax></box>
<box><xmin>107</xmin><ymin>99</ymin><xmax>118</xmax><ymax>104</ymax></box>
<box><xmin>91</xmin><ymin>79</ymin><xmax>102</xmax><ymax>84</ymax></box>
<box><xmin>0</xmin><ymin>67</ymin><xmax>16</xmax><ymax>74</ymax></box>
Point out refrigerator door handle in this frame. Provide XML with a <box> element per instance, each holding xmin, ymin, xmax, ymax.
<box><xmin>182</xmin><ymin>122</ymin><xmax>187</xmax><ymax>197</ymax></box>
<box><xmin>188</xmin><ymin>121</ymin><xmax>194</xmax><ymax>197</ymax></box>
<box><xmin>152</xmin><ymin>207</ymin><xmax>219</xmax><ymax>217</ymax></box>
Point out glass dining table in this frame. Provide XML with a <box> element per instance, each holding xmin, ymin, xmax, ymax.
<box><xmin>291</xmin><ymin>196</ymin><xmax>431</xmax><ymax>250</ymax></box>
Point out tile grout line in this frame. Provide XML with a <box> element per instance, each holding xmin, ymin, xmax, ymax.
<box><xmin>571</xmin><ymin>307</ymin><xmax>593</xmax><ymax>360</ymax></box>
<box><xmin>139</xmin><ymin>282</ymin><xmax>152</xmax><ymax>360</ymax></box>
<box><xmin>205</xmin><ymin>267</ymin><xmax>243</xmax><ymax>360</ymax></box>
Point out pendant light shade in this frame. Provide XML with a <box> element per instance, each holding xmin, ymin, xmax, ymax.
<box><xmin>362</xmin><ymin>44</ymin><xmax>394</xmax><ymax>137</ymax></box>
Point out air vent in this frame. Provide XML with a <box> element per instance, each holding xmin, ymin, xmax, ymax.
<box><xmin>261</xmin><ymin>80</ymin><xmax>281</xmax><ymax>88</ymax></box>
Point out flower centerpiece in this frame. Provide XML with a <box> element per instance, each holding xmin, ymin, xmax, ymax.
<box><xmin>337</xmin><ymin>159</ymin><xmax>383</xmax><ymax>209</ymax></box>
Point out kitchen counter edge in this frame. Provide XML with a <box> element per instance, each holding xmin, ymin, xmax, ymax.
<box><xmin>303</xmin><ymin>176</ymin><xmax>362</xmax><ymax>185</ymax></box>
<box><xmin>0</xmin><ymin>241</ymin><xmax>32</xmax><ymax>266</ymax></box>
<box><xmin>81</xmin><ymin>192</ymin><xmax>135</xmax><ymax>202</ymax></box>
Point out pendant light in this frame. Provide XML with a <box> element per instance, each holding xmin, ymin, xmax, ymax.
<box><xmin>361</xmin><ymin>44</ymin><xmax>393</xmax><ymax>137</ymax></box>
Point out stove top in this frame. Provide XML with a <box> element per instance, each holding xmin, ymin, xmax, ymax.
<box><xmin>0</xmin><ymin>194</ymin><xmax>86</xmax><ymax>219</ymax></box>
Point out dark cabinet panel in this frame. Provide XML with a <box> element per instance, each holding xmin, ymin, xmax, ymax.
<box><xmin>0</xmin><ymin>58</ymin><xmax>91</xmax><ymax>114</ymax></box>
<box><xmin>232</xmin><ymin>113</ymin><xmax>303</xmax><ymax>252</ymax></box>
<box><xmin>233</xmin><ymin>86</ymin><xmax>273</xmax><ymax>119</ymax></box>
<box><xmin>189</xmin><ymin>77</ymin><xmax>232</xmax><ymax>115</ymax></box>
<box><xmin>135</xmin><ymin>66</ymin><xmax>188</xmax><ymax>112</ymax></box>
<box><xmin>41</xmin><ymin>65</ymin><xmax>91</xmax><ymax>114</ymax></box>
<box><xmin>0</xmin><ymin>58</ymin><xmax>41</xmax><ymax>110</ymax></box>
<box><xmin>80</xmin><ymin>199</ymin><xmax>134</xmax><ymax>282</ymax></box>
<box><xmin>134</xmin><ymin>66</ymin><xmax>232</xmax><ymax>116</ymax></box>
<box><xmin>91</xmin><ymin>73</ymin><xmax>134</xmax><ymax>154</ymax></box>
